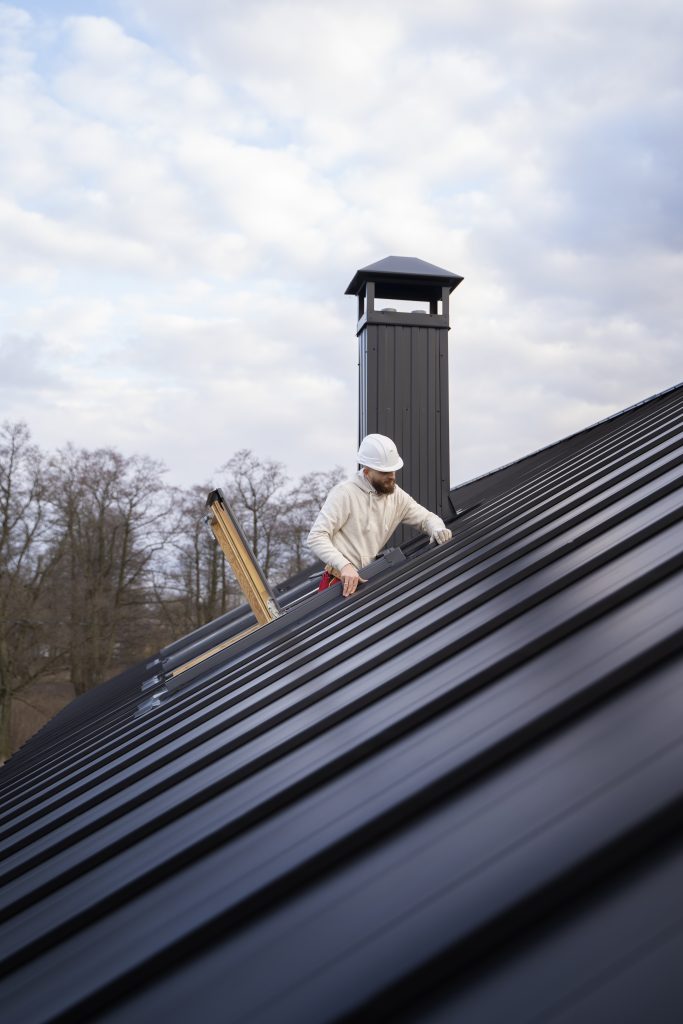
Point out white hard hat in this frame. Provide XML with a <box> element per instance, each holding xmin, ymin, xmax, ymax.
<box><xmin>357</xmin><ymin>434</ymin><xmax>404</xmax><ymax>472</ymax></box>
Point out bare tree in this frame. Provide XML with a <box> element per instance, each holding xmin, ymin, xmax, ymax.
<box><xmin>218</xmin><ymin>449</ymin><xmax>290</xmax><ymax>579</ymax></box>
<box><xmin>154</xmin><ymin>485</ymin><xmax>242</xmax><ymax>636</ymax></box>
<box><xmin>0</xmin><ymin>427</ymin><xmax>347</xmax><ymax>761</ymax></box>
<box><xmin>213</xmin><ymin>453</ymin><xmax>345</xmax><ymax>583</ymax></box>
<box><xmin>0</xmin><ymin>422</ymin><xmax>64</xmax><ymax>762</ymax></box>
<box><xmin>47</xmin><ymin>445</ymin><xmax>174</xmax><ymax>695</ymax></box>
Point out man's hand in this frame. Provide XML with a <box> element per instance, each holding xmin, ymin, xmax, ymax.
<box><xmin>340</xmin><ymin>563</ymin><xmax>367</xmax><ymax>597</ymax></box>
<box><xmin>429</xmin><ymin>527</ymin><xmax>452</xmax><ymax>545</ymax></box>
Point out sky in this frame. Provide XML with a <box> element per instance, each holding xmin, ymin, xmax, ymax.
<box><xmin>1</xmin><ymin>0</ymin><xmax>681</xmax><ymax>491</ymax></box>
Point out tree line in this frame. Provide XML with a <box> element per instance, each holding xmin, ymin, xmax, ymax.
<box><xmin>0</xmin><ymin>421</ymin><xmax>342</xmax><ymax>761</ymax></box>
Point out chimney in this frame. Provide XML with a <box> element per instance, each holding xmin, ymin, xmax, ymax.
<box><xmin>345</xmin><ymin>255</ymin><xmax>463</xmax><ymax>540</ymax></box>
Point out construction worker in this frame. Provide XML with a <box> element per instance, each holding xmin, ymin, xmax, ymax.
<box><xmin>308</xmin><ymin>433</ymin><xmax>452</xmax><ymax>597</ymax></box>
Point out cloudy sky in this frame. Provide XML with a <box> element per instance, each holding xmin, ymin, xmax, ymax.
<box><xmin>1</xmin><ymin>0</ymin><xmax>681</xmax><ymax>491</ymax></box>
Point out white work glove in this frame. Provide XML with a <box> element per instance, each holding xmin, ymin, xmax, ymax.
<box><xmin>429</xmin><ymin>527</ymin><xmax>452</xmax><ymax>546</ymax></box>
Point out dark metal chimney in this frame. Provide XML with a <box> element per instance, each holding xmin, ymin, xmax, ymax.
<box><xmin>345</xmin><ymin>255</ymin><xmax>463</xmax><ymax>537</ymax></box>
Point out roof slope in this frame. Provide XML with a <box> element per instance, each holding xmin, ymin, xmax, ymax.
<box><xmin>1</xmin><ymin>384</ymin><xmax>682</xmax><ymax>1023</ymax></box>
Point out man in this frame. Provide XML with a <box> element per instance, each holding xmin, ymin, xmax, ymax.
<box><xmin>307</xmin><ymin>433</ymin><xmax>452</xmax><ymax>597</ymax></box>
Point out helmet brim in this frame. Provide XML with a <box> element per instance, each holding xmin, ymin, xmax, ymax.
<box><xmin>360</xmin><ymin>456</ymin><xmax>404</xmax><ymax>472</ymax></box>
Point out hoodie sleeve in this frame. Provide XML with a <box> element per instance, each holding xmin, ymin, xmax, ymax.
<box><xmin>307</xmin><ymin>485</ymin><xmax>354</xmax><ymax>574</ymax></box>
<box><xmin>396</xmin><ymin>490</ymin><xmax>446</xmax><ymax>536</ymax></box>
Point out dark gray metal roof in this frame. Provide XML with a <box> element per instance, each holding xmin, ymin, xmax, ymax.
<box><xmin>1</xmin><ymin>383</ymin><xmax>682</xmax><ymax>1023</ymax></box>
<box><xmin>345</xmin><ymin>255</ymin><xmax>463</xmax><ymax>296</ymax></box>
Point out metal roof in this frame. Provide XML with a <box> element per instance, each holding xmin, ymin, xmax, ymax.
<box><xmin>1</xmin><ymin>383</ymin><xmax>682</xmax><ymax>1023</ymax></box>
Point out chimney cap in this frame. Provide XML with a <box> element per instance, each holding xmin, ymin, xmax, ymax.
<box><xmin>345</xmin><ymin>255</ymin><xmax>463</xmax><ymax>299</ymax></box>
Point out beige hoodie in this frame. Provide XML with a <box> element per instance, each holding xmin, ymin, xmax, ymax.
<box><xmin>307</xmin><ymin>470</ymin><xmax>446</xmax><ymax>574</ymax></box>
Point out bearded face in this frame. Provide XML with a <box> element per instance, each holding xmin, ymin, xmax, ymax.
<box><xmin>364</xmin><ymin>468</ymin><xmax>396</xmax><ymax>494</ymax></box>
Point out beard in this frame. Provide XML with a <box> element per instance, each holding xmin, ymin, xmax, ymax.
<box><xmin>367</xmin><ymin>471</ymin><xmax>396</xmax><ymax>494</ymax></box>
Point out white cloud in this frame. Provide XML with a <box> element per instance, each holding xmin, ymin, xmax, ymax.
<box><xmin>0</xmin><ymin>330</ymin><xmax>65</xmax><ymax>391</ymax></box>
<box><xmin>0</xmin><ymin>0</ymin><xmax>680</xmax><ymax>497</ymax></box>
